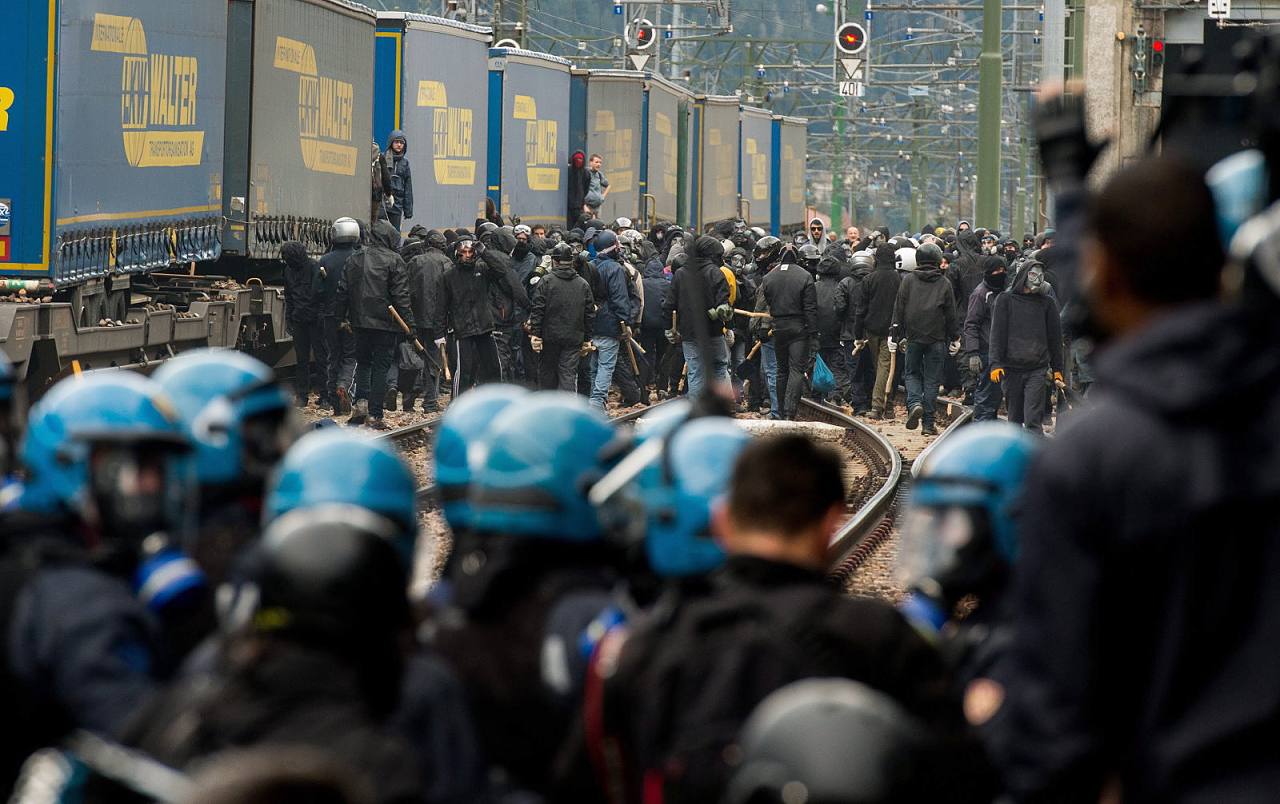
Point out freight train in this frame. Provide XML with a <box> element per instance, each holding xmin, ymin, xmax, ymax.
<box><xmin>1</xmin><ymin>0</ymin><xmax>808</xmax><ymax>391</ymax></box>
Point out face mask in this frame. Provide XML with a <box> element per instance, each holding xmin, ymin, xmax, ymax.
<box><xmin>986</xmin><ymin>271</ymin><xmax>1007</xmax><ymax>291</ymax></box>
<box><xmin>1025</xmin><ymin>268</ymin><xmax>1044</xmax><ymax>292</ymax></box>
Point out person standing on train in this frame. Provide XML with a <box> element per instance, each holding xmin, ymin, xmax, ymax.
<box><xmin>384</xmin><ymin>131</ymin><xmax>414</xmax><ymax>232</ymax></box>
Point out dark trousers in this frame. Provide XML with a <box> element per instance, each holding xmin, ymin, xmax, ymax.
<box><xmin>496</xmin><ymin>325</ymin><xmax>518</xmax><ymax>383</ymax></box>
<box><xmin>387</xmin><ymin>207</ymin><xmax>403</xmax><ymax>231</ymax></box>
<box><xmin>397</xmin><ymin>328</ymin><xmax>442</xmax><ymax>409</ymax></box>
<box><xmin>354</xmin><ymin>328</ymin><xmax>397</xmax><ymax>418</ymax></box>
<box><xmin>520</xmin><ymin>329</ymin><xmax>540</xmax><ymax>389</ymax></box>
<box><xmin>576</xmin><ymin>352</ymin><xmax>593</xmax><ymax>398</ymax></box>
<box><xmin>324</xmin><ymin>317</ymin><xmax>356</xmax><ymax>400</ymax></box>
<box><xmin>639</xmin><ymin>327</ymin><xmax>666</xmax><ymax>389</ymax></box>
<box><xmin>904</xmin><ymin>340</ymin><xmax>945</xmax><ymax>427</ymax></box>
<box><xmin>291</xmin><ymin>318</ymin><xmax>327</xmax><ymax>399</ymax></box>
<box><xmin>774</xmin><ymin>329</ymin><xmax>814</xmax><ymax>420</ymax></box>
<box><xmin>614</xmin><ymin>339</ymin><xmax>643</xmax><ymax>404</ymax></box>
<box><xmin>1004</xmin><ymin>367</ymin><xmax>1047</xmax><ymax>433</ymax></box>
<box><xmin>539</xmin><ymin>342</ymin><xmax>581</xmax><ymax>392</ymax></box>
<box><xmin>454</xmin><ymin>332</ymin><xmax>502</xmax><ymax>396</ymax></box>
<box><xmin>849</xmin><ymin>341</ymin><xmax>873</xmax><ymax>411</ymax></box>
<box><xmin>973</xmin><ymin>356</ymin><xmax>1001</xmax><ymax>421</ymax></box>
<box><xmin>818</xmin><ymin>344</ymin><xmax>850</xmax><ymax>404</ymax></box>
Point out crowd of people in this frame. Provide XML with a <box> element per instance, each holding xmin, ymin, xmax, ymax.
<box><xmin>2</xmin><ymin>82</ymin><xmax>1280</xmax><ymax>804</ymax></box>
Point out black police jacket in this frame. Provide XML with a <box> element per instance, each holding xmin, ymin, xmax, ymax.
<box><xmin>124</xmin><ymin>642</ymin><xmax>426</xmax><ymax>804</ymax></box>
<box><xmin>760</xmin><ymin>261</ymin><xmax>817</xmax><ymax>337</ymax></box>
<box><xmin>336</xmin><ymin>221</ymin><xmax>414</xmax><ymax>333</ymax></box>
<box><xmin>530</xmin><ymin>264</ymin><xmax>595</xmax><ymax>345</ymax></box>
<box><xmin>595</xmin><ymin>555</ymin><xmax>966</xmax><ymax>804</ymax></box>
<box><xmin>994</xmin><ymin>297</ymin><xmax>1280</xmax><ymax>804</ymax></box>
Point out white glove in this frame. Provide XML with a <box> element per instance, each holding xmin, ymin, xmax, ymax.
<box><xmin>886</xmin><ymin>337</ymin><xmax>897</xmax><ymax>353</ymax></box>
<box><xmin>434</xmin><ymin>337</ymin><xmax>446</xmax><ymax>347</ymax></box>
<box><xmin>530</xmin><ymin>335</ymin><xmax>543</xmax><ymax>353</ymax></box>
<box><xmin>725</xmin><ymin>329</ymin><xmax>735</xmax><ymax>348</ymax></box>
<box><xmin>948</xmin><ymin>339</ymin><xmax>961</xmax><ymax>356</ymax></box>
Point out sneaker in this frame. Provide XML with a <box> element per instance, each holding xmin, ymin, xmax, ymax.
<box><xmin>335</xmin><ymin>386</ymin><xmax>352</xmax><ymax>414</ymax></box>
<box><xmin>348</xmin><ymin>399</ymin><xmax>369</xmax><ymax>426</ymax></box>
<box><xmin>367</xmin><ymin>417</ymin><xmax>389</xmax><ymax>431</ymax></box>
<box><xmin>865</xmin><ymin>409</ymin><xmax>883</xmax><ymax>420</ymax></box>
<box><xmin>905</xmin><ymin>404</ymin><xmax>923</xmax><ymax>430</ymax></box>
<box><xmin>921</xmin><ymin>422</ymin><xmax>937</xmax><ymax>436</ymax></box>
<box><xmin>421</xmin><ymin>401</ymin><xmax>439</xmax><ymax>413</ymax></box>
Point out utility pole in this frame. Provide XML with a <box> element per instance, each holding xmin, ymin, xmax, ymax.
<box><xmin>976</xmin><ymin>0</ymin><xmax>1002</xmax><ymax>226</ymax></box>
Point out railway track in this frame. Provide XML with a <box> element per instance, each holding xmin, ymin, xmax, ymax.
<box><xmin>797</xmin><ymin>397</ymin><xmax>973</xmax><ymax>586</ymax></box>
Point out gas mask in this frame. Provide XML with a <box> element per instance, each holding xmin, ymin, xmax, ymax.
<box><xmin>1024</xmin><ymin>265</ymin><xmax>1045</xmax><ymax>293</ymax></box>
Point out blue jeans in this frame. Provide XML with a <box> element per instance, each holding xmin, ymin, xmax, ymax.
<box><xmin>904</xmin><ymin>340</ymin><xmax>945</xmax><ymax>426</ymax></box>
<box><xmin>682</xmin><ymin>336</ymin><xmax>731</xmax><ymax>398</ymax></box>
<box><xmin>973</xmin><ymin>355</ymin><xmax>1001</xmax><ymax>421</ymax></box>
<box><xmin>761</xmin><ymin>341</ymin><xmax>780</xmax><ymax>419</ymax></box>
<box><xmin>590</xmin><ymin>336</ymin><xmax>620</xmax><ymax>408</ymax></box>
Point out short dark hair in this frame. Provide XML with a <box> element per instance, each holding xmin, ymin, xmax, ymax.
<box><xmin>589</xmin><ymin>153</ymin><xmax>603</xmax><ymax>162</ymax></box>
<box><xmin>1088</xmin><ymin>157</ymin><xmax>1223</xmax><ymax>305</ymax></box>
<box><xmin>728</xmin><ymin>434</ymin><xmax>845</xmax><ymax>537</ymax></box>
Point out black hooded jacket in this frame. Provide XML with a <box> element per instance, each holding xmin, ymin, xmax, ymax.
<box><xmin>530</xmin><ymin>263</ymin><xmax>595</xmax><ymax>345</ymax></box>
<box><xmin>988</xmin><ymin>267</ymin><xmax>1062</xmax><ymax>372</ymax></box>
<box><xmin>336</xmin><ymin>221</ymin><xmax>413</xmax><ymax>333</ymax></box>
<box><xmin>996</xmin><ymin>298</ymin><xmax>1280</xmax><ymax>803</ymax></box>
<box><xmin>281</xmin><ymin>241</ymin><xmax>322</xmax><ymax>325</ymax></box>
<box><xmin>759</xmin><ymin>254</ymin><xmax>817</xmax><ymax>338</ymax></box>
<box><xmin>480</xmin><ymin>229</ymin><xmax>530</xmax><ymax>329</ymax></box>
<box><xmin>853</xmin><ymin>244</ymin><xmax>901</xmax><ymax>339</ymax></box>
<box><xmin>814</xmin><ymin>254</ymin><xmax>849</xmax><ymax>347</ymax></box>
<box><xmin>319</xmin><ymin>242</ymin><xmax>359</xmax><ymax>316</ymax></box>
<box><xmin>839</xmin><ymin>262</ymin><xmax>870</xmax><ymax>342</ymax></box>
<box><xmin>962</xmin><ymin>256</ymin><xmax>1006</xmax><ymax>357</ymax></box>
<box><xmin>640</xmin><ymin>257</ymin><xmax>670</xmax><ymax>331</ymax></box>
<box><xmin>951</xmin><ymin>230</ymin><xmax>986</xmax><ymax>313</ymax></box>
<box><xmin>662</xmin><ymin>236</ymin><xmax>730</xmax><ymax>337</ymax></box>
<box><xmin>442</xmin><ymin>245</ymin><xmax>509</xmax><ymax>340</ymax></box>
<box><xmin>406</xmin><ymin>236</ymin><xmax>451</xmax><ymax>333</ymax></box>
<box><xmin>892</xmin><ymin>266</ymin><xmax>958</xmax><ymax>345</ymax></box>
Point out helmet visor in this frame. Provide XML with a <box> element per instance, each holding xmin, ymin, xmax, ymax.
<box><xmin>895</xmin><ymin>505</ymin><xmax>988</xmax><ymax>593</ymax></box>
<box><xmin>88</xmin><ymin>442</ymin><xmax>193</xmax><ymax>547</ymax></box>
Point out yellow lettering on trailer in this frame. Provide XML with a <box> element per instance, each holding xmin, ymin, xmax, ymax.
<box><xmin>0</xmin><ymin>87</ymin><xmax>13</xmax><ymax>131</ymax></box>
<box><xmin>275</xmin><ymin>36</ymin><xmax>357</xmax><ymax>176</ymax></box>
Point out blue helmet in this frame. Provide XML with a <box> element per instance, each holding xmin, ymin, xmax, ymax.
<box><xmin>19</xmin><ymin>372</ymin><xmax>193</xmax><ymax>542</ymax></box>
<box><xmin>152</xmin><ymin>349</ymin><xmax>292</xmax><ymax>489</ymax></box>
<box><xmin>469</xmin><ymin>392</ymin><xmax>617</xmax><ymax>541</ymax></box>
<box><xmin>264</xmin><ymin>429</ymin><xmax>418</xmax><ymax>566</ymax></box>
<box><xmin>897</xmin><ymin>422</ymin><xmax>1038</xmax><ymax>615</ymax></box>
<box><xmin>637</xmin><ymin>418</ymin><xmax>750</xmax><ymax>577</ymax></box>
<box><xmin>434</xmin><ymin>384</ymin><xmax>527</xmax><ymax>532</ymax></box>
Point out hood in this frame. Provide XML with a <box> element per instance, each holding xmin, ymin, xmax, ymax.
<box><xmin>691</xmin><ymin>235</ymin><xmax>725</xmax><ymax>264</ymax></box>
<box><xmin>981</xmin><ymin>255</ymin><xmax>1008</xmax><ymax>290</ymax></box>
<box><xmin>914</xmin><ymin>267</ymin><xmax>944</xmax><ymax>282</ymax></box>
<box><xmin>371</xmin><ymin>219</ymin><xmax>402</xmax><ymax>251</ymax></box>
<box><xmin>551</xmin><ymin>263</ymin><xmax>579</xmax><ymax>280</ymax></box>
<box><xmin>571</xmin><ymin>150</ymin><xmax>585</xmax><ymax>169</ymax></box>
<box><xmin>816</xmin><ymin>254</ymin><xmax>843</xmax><ymax>276</ymax></box>
<box><xmin>426</xmin><ymin>229</ymin><xmax>448</xmax><ymax>251</ymax></box>
<box><xmin>638</xmin><ymin>239</ymin><xmax>659</xmax><ymax>262</ymax></box>
<box><xmin>280</xmin><ymin>241</ymin><xmax>310</xmax><ymax>269</ymax></box>
<box><xmin>808</xmin><ymin>218</ymin><xmax>825</xmax><ymax>243</ymax></box>
<box><xmin>387</xmin><ymin>129</ymin><xmax>407</xmax><ymax>154</ymax></box>
<box><xmin>957</xmin><ymin>230</ymin><xmax>981</xmax><ymax>256</ymax></box>
<box><xmin>484</xmin><ymin>227</ymin><xmax>517</xmax><ymax>253</ymax></box>
<box><xmin>642</xmin><ymin>255</ymin><xmax>667</xmax><ymax>280</ymax></box>
<box><xmin>1009</xmin><ymin>259</ymin><xmax>1043</xmax><ymax>295</ymax></box>
<box><xmin>873</xmin><ymin>243</ymin><xmax>897</xmax><ymax>270</ymax></box>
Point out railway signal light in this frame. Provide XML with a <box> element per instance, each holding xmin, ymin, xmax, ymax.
<box><xmin>835</xmin><ymin>22</ymin><xmax>868</xmax><ymax>55</ymax></box>
<box><xmin>1151</xmin><ymin>38</ymin><xmax>1165</xmax><ymax>68</ymax></box>
<box><xmin>632</xmin><ymin>19</ymin><xmax>655</xmax><ymax>51</ymax></box>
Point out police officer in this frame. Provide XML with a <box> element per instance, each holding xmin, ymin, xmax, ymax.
<box><xmin>123</xmin><ymin>503</ymin><xmax>428</xmax><ymax>804</ymax></box>
<box><xmin>587</xmin><ymin>434</ymin><xmax>963</xmax><ymax>803</ymax></box>
<box><xmin>430</xmin><ymin>392</ymin><xmax>622</xmax><ymax>797</ymax></box>
<box><xmin>530</xmin><ymin>242</ymin><xmax>595</xmax><ymax>392</ymax></box>
<box><xmin>760</xmin><ymin>245</ymin><xmax>817</xmax><ymax>419</ymax></box>
<box><xmin>0</xmin><ymin>373</ymin><xmax>197</xmax><ymax>790</ymax></box>
<box><xmin>152</xmin><ymin>348</ymin><xmax>294</xmax><ymax>588</ymax></box>
<box><xmin>320</xmin><ymin>217</ymin><xmax>361</xmax><ymax>414</ymax></box>
<box><xmin>336</xmin><ymin>219</ymin><xmax>414</xmax><ymax>429</ymax></box>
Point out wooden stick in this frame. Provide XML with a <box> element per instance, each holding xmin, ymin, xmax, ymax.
<box><xmin>439</xmin><ymin>342</ymin><xmax>452</xmax><ymax>381</ymax></box>
<box><xmin>745</xmin><ymin>339</ymin><xmax>762</xmax><ymax>361</ymax></box>
<box><xmin>386</xmin><ymin>305</ymin><xmax>425</xmax><ymax>354</ymax></box>
<box><xmin>733</xmin><ymin>308</ymin><xmax>771</xmax><ymax>319</ymax></box>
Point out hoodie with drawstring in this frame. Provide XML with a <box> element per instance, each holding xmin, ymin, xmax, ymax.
<box><xmin>988</xmin><ymin>263</ymin><xmax>1062</xmax><ymax>373</ymax></box>
<box><xmin>384</xmin><ymin>130</ymin><xmax>413</xmax><ymax>221</ymax></box>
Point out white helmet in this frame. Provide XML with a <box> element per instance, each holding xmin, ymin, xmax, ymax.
<box><xmin>895</xmin><ymin>248</ymin><xmax>918</xmax><ymax>273</ymax></box>
<box><xmin>332</xmin><ymin>217</ymin><xmax>359</xmax><ymax>244</ymax></box>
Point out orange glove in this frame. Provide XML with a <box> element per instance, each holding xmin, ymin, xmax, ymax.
<box><xmin>989</xmin><ymin>367</ymin><xmax>1005</xmax><ymax>383</ymax></box>
<box><xmin>1053</xmin><ymin>371</ymin><xmax>1065</xmax><ymax>384</ymax></box>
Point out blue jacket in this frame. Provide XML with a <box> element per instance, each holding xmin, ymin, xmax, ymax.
<box><xmin>385</xmin><ymin>130</ymin><xmax>414</xmax><ymax>219</ymax></box>
<box><xmin>591</xmin><ymin>255</ymin><xmax>631</xmax><ymax>338</ymax></box>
